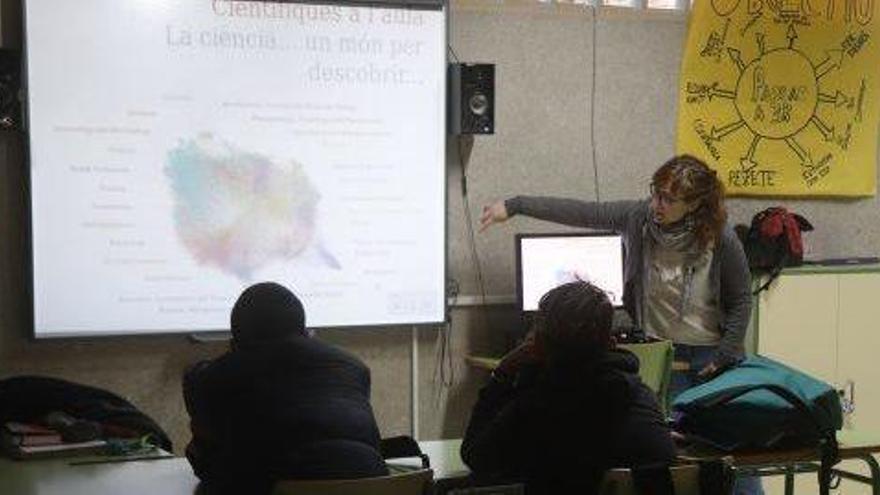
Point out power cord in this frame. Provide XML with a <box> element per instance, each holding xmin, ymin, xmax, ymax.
<box><xmin>457</xmin><ymin>135</ymin><xmax>489</xmax><ymax>317</ymax></box>
<box><xmin>589</xmin><ymin>4</ymin><xmax>601</xmax><ymax>202</ymax></box>
<box><xmin>434</xmin><ymin>278</ymin><xmax>460</xmax><ymax>390</ymax></box>
<box><xmin>448</xmin><ymin>44</ymin><xmax>460</xmax><ymax>63</ymax></box>
<box><xmin>431</xmin><ymin>42</ymin><xmax>467</xmax><ymax>395</ymax></box>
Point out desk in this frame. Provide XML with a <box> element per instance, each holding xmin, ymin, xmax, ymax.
<box><xmin>711</xmin><ymin>430</ymin><xmax>880</xmax><ymax>495</ymax></box>
<box><xmin>417</xmin><ymin>439</ymin><xmax>468</xmax><ymax>480</ymax></box>
<box><xmin>415</xmin><ymin>433</ymin><xmax>880</xmax><ymax>495</ymax></box>
<box><xmin>0</xmin><ymin>443</ymin><xmax>464</xmax><ymax>495</ymax></box>
<box><xmin>5</xmin><ymin>436</ymin><xmax>873</xmax><ymax>495</ymax></box>
<box><xmin>0</xmin><ymin>453</ymin><xmax>198</xmax><ymax>495</ymax></box>
<box><xmin>466</xmin><ymin>353</ymin><xmax>690</xmax><ymax>372</ymax></box>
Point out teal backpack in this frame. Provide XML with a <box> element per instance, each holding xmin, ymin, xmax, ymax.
<box><xmin>672</xmin><ymin>355</ymin><xmax>842</xmax><ymax>493</ymax></box>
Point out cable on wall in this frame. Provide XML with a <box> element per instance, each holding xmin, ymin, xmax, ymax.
<box><xmin>411</xmin><ymin>325</ymin><xmax>419</xmax><ymax>439</ymax></box>
<box><xmin>426</xmin><ymin>43</ymin><xmax>467</xmax><ymax>395</ymax></box>
<box><xmin>457</xmin><ymin>135</ymin><xmax>490</xmax><ymax>321</ymax></box>
<box><xmin>434</xmin><ymin>280</ymin><xmax>457</xmax><ymax>391</ymax></box>
<box><xmin>589</xmin><ymin>4</ymin><xmax>601</xmax><ymax>202</ymax></box>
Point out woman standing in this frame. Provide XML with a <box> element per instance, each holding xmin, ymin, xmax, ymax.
<box><xmin>480</xmin><ymin>154</ymin><xmax>751</xmax><ymax>384</ymax></box>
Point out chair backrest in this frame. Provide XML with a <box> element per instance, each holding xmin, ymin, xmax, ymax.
<box><xmin>271</xmin><ymin>468</ymin><xmax>433</xmax><ymax>495</ymax></box>
<box><xmin>599</xmin><ymin>459</ymin><xmax>734</xmax><ymax>495</ymax></box>
<box><xmin>619</xmin><ymin>340</ymin><xmax>674</xmax><ymax>413</ymax></box>
<box><xmin>600</xmin><ymin>464</ymin><xmax>698</xmax><ymax>495</ymax></box>
<box><xmin>447</xmin><ymin>484</ymin><xmax>525</xmax><ymax>495</ymax></box>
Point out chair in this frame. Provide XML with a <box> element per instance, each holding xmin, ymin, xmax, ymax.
<box><xmin>468</xmin><ymin>342</ymin><xmax>675</xmax><ymax>413</ymax></box>
<box><xmin>446</xmin><ymin>484</ymin><xmax>525</xmax><ymax>494</ymax></box>
<box><xmin>619</xmin><ymin>340</ymin><xmax>674</xmax><ymax>413</ymax></box>
<box><xmin>599</xmin><ymin>458</ymin><xmax>735</xmax><ymax>495</ymax></box>
<box><xmin>271</xmin><ymin>468</ymin><xmax>433</xmax><ymax>495</ymax></box>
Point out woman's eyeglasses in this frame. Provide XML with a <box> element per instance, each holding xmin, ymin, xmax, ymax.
<box><xmin>650</xmin><ymin>183</ymin><xmax>683</xmax><ymax>206</ymax></box>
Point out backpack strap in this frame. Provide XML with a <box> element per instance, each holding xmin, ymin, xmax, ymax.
<box><xmin>752</xmin><ymin>263</ymin><xmax>783</xmax><ymax>295</ymax></box>
<box><xmin>751</xmin><ymin>236</ymin><xmax>794</xmax><ymax>295</ymax></box>
<box><xmin>817</xmin><ymin>434</ymin><xmax>840</xmax><ymax>495</ymax></box>
<box><xmin>691</xmin><ymin>383</ymin><xmax>825</xmax><ymax>432</ymax></box>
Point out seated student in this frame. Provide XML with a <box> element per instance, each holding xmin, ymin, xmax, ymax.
<box><xmin>183</xmin><ymin>282</ymin><xmax>387</xmax><ymax>495</ymax></box>
<box><xmin>461</xmin><ymin>281</ymin><xmax>676</xmax><ymax>494</ymax></box>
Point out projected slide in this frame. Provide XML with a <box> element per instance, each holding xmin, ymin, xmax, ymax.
<box><xmin>26</xmin><ymin>1</ymin><xmax>446</xmax><ymax>336</ymax></box>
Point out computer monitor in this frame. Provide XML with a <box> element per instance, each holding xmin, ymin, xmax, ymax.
<box><xmin>516</xmin><ymin>232</ymin><xmax>624</xmax><ymax>312</ymax></box>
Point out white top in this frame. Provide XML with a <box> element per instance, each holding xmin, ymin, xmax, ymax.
<box><xmin>644</xmin><ymin>243</ymin><xmax>721</xmax><ymax>346</ymax></box>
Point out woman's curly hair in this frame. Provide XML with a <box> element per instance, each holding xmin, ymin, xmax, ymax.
<box><xmin>652</xmin><ymin>154</ymin><xmax>727</xmax><ymax>249</ymax></box>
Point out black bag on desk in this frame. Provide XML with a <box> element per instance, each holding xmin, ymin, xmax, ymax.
<box><xmin>738</xmin><ymin>207</ymin><xmax>813</xmax><ymax>294</ymax></box>
<box><xmin>0</xmin><ymin>375</ymin><xmax>172</xmax><ymax>451</ymax></box>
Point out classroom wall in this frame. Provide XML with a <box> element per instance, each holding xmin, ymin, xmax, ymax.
<box><xmin>2</xmin><ymin>0</ymin><xmax>878</xmax><ymax>454</ymax></box>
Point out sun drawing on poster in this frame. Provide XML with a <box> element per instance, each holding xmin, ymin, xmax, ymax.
<box><xmin>685</xmin><ymin>9</ymin><xmax>870</xmax><ymax>191</ymax></box>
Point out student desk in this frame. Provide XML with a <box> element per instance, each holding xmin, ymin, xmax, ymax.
<box><xmin>3</xmin><ymin>436</ymin><xmax>875</xmax><ymax>494</ymax></box>
<box><xmin>412</xmin><ymin>439</ymin><xmax>468</xmax><ymax>480</ymax></box>
<box><xmin>416</xmin><ymin>434</ymin><xmax>880</xmax><ymax>495</ymax></box>
<box><xmin>0</xmin><ymin>442</ymin><xmax>464</xmax><ymax>495</ymax></box>
<box><xmin>685</xmin><ymin>430</ymin><xmax>880</xmax><ymax>495</ymax></box>
<box><xmin>0</xmin><ymin>452</ymin><xmax>199</xmax><ymax>495</ymax></box>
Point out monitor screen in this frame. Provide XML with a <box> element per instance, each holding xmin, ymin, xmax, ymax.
<box><xmin>516</xmin><ymin>232</ymin><xmax>624</xmax><ymax>312</ymax></box>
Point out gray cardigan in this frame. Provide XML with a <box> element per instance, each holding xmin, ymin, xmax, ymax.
<box><xmin>506</xmin><ymin>196</ymin><xmax>751</xmax><ymax>366</ymax></box>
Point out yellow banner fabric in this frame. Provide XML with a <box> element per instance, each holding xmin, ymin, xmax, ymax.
<box><xmin>676</xmin><ymin>0</ymin><xmax>879</xmax><ymax>196</ymax></box>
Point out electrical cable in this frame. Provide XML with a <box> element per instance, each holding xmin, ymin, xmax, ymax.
<box><xmin>434</xmin><ymin>279</ymin><xmax>458</xmax><ymax>390</ymax></box>
<box><xmin>458</xmin><ymin>136</ymin><xmax>489</xmax><ymax>320</ymax></box>
<box><xmin>589</xmin><ymin>4</ymin><xmax>601</xmax><ymax>202</ymax></box>
<box><xmin>431</xmin><ymin>42</ymin><xmax>464</xmax><ymax>392</ymax></box>
<box><xmin>448</xmin><ymin>44</ymin><xmax>460</xmax><ymax>63</ymax></box>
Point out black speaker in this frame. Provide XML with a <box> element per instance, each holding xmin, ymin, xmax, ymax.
<box><xmin>0</xmin><ymin>49</ymin><xmax>21</xmax><ymax>131</ymax></box>
<box><xmin>448</xmin><ymin>63</ymin><xmax>494</xmax><ymax>135</ymax></box>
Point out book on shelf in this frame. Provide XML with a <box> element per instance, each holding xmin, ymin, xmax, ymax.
<box><xmin>2</xmin><ymin>422</ymin><xmax>62</xmax><ymax>447</ymax></box>
<box><xmin>11</xmin><ymin>439</ymin><xmax>108</xmax><ymax>459</ymax></box>
<box><xmin>4</xmin><ymin>422</ymin><xmax>58</xmax><ymax>435</ymax></box>
<box><xmin>1</xmin><ymin>421</ymin><xmax>107</xmax><ymax>459</ymax></box>
<box><xmin>6</xmin><ymin>432</ymin><xmax>64</xmax><ymax>446</ymax></box>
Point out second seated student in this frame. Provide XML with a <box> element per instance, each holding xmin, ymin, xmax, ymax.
<box><xmin>183</xmin><ymin>282</ymin><xmax>387</xmax><ymax>495</ymax></box>
<box><xmin>461</xmin><ymin>281</ymin><xmax>676</xmax><ymax>493</ymax></box>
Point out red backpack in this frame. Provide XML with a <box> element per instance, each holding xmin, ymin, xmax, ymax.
<box><xmin>741</xmin><ymin>207</ymin><xmax>813</xmax><ymax>294</ymax></box>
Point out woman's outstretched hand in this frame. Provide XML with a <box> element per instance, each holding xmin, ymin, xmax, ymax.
<box><xmin>479</xmin><ymin>200</ymin><xmax>509</xmax><ymax>232</ymax></box>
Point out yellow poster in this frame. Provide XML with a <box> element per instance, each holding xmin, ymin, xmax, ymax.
<box><xmin>676</xmin><ymin>0</ymin><xmax>879</xmax><ymax>196</ymax></box>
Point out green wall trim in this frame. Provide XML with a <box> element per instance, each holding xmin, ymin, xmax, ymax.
<box><xmin>774</xmin><ymin>264</ymin><xmax>880</xmax><ymax>276</ymax></box>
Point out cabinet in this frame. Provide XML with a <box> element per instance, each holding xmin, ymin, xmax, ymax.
<box><xmin>757</xmin><ymin>266</ymin><xmax>880</xmax><ymax>495</ymax></box>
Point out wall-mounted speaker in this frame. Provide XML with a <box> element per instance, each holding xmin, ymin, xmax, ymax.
<box><xmin>0</xmin><ymin>49</ymin><xmax>22</xmax><ymax>131</ymax></box>
<box><xmin>448</xmin><ymin>63</ymin><xmax>494</xmax><ymax>135</ymax></box>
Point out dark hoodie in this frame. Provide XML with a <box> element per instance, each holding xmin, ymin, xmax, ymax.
<box><xmin>461</xmin><ymin>348</ymin><xmax>675</xmax><ymax>494</ymax></box>
<box><xmin>183</xmin><ymin>283</ymin><xmax>386</xmax><ymax>495</ymax></box>
<box><xmin>184</xmin><ymin>337</ymin><xmax>387</xmax><ymax>495</ymax></box>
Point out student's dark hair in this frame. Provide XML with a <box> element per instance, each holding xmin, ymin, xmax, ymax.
<box><xmin>652</xmin><ymin>154</ymin><xmax>727</xmax><ymax>249</ymax></box>
<box><xmin>230</xmin><ymin>282</ymin><xmax>308</xmax><ymax>345</ymax></box>
<box><xmin>535</xmin><ymin>281</ymin><xmax>614</xmax><ymax>364</ymax></box>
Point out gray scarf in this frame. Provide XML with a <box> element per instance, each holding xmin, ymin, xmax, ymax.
<box><xmin>642</xmin><ymin>216</ymin><xmax>705</xmax><ymax>318</ymax></box>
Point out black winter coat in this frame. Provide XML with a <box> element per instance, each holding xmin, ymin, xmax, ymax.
<box><xmin>461</xmin><ymin>349</ymin><xmax>676</xmax><ymax>494</ymax></box>
<box><xmin>183</xmin><ymin>337</ymin><xmax>387</xmax><ymax>494</ymax></box>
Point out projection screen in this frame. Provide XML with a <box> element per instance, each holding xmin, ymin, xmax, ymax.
<box><xmin>25</xmin><ymin>0</ymin><xmax>447</xmax><ymax>337</ymax></box>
